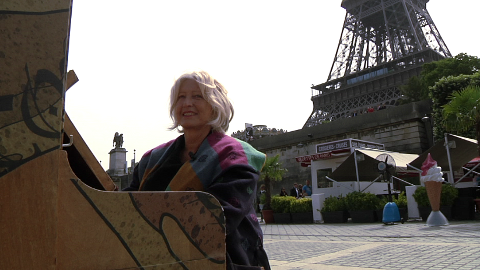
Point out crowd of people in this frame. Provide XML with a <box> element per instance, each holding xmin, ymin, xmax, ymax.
<box><xmin>279</xmin><ymin>180</ymin><xmax>312</xmax><ymax>198</ymax></box>
<box><xmin>256</xmin><ymin>180</ymin><xmax>312</xmax><ymax>223</ymax></box>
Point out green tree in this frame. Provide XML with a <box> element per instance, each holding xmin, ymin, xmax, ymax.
<box><xmin>399</xmin><ymin>76</ymin><xmax>427</xmax><ymax>103</ymax></box>
<box><xmin>259</xmin><ymin>154</ymin><xmax>287</xmax><ymax>210</ymax></box>
<box><xmin>400</xmin><ymin>53</ymin><xmax>480</xmax><ymax>103</ymax></box>
<box><xmin>442</xmin><ymin>85</ymin><xmax>480</xmax><ymax>155</ymax></box>
<box><xmin>422</xmin><ymin>53</ymin><xmax>480</xmax><ymax>88</ymax></box>
<box><xmin>431</xmin><ymin>72</ymin><xmax>480</xmax><ymax>141</ymax></box>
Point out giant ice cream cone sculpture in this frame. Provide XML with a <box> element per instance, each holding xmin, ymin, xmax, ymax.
<box><xmin>425</xmin><ymin>181</ymin><xmax>442</xmax><ymax>211</ymax></box>
<box><xmin>421</xmin><ymin>153</ymin><xmax>448</xmax><ymax>226</ymax></box>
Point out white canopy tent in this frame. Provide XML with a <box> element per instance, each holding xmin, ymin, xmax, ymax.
<box><xmin>329</xmin><ymin>149</ymin><xmax>419</xmax><ymax>182</ymax></box>
<box><xmin>408</xmin><ymin>134</ymin><xmax>478</xmax><ymax>185</ymax></box>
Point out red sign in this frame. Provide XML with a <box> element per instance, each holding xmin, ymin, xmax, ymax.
<box><xmin>295</xmin><ymin>152</ymin><xmax>332</xmax><ymax>162</ymax></box>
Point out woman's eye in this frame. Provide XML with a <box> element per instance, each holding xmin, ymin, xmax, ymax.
<box><xmin>194</xmin><ymin>95</ymin><xmax>203</xmax><ymax>99</ymax></box>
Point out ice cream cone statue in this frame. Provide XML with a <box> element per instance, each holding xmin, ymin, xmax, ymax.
<box><xmin>421</xmin><ymin>153</ymin><xmax>449</xmax><ymax>226</ymax></box>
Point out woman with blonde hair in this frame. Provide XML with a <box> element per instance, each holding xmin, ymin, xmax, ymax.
<box><xmin>124</xmin><ymin>70</ymin><xmax>270</xmax><ymax>270</ymax></box>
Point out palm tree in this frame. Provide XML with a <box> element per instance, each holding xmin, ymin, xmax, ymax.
<box><xmin>259</xmin><ymin>154</ymin><xmax>287</xmax><ymax>210</ymax></box>
<box><xmin>442</xmin><ymin>85</ymin><xmax>480</xmax><ymax>155</ymax></box>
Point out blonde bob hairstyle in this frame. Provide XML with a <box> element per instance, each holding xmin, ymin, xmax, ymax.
<box><xmin>169</xmin><ymin>71</ymin><xmax>234</xmax><ymax>133</ymax></box>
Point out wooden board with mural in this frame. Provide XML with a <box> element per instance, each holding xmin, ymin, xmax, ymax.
<box><xmin>0</xmin><ymin>1</ymin><xmax>226</xmax><ymax>269</ymax></box>
<box><xmin>0</xmin><ymin>0</ymin><xmax>72</xmax><ymax>177</ymax></box>
<box><xmin>0</xmin><ymin>150</ymin><xmax>226</xmax><ymax>269</ymax></box>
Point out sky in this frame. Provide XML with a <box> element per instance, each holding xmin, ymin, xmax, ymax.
<box><xmin>65</xmin><ymin>0</ymin><xmax>480</xmax><ymax>170</ymax></box>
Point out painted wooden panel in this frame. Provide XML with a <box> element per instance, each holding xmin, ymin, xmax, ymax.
<box><xmin>0</xmin><ymin>2</ymin><xmax>226</xmax><ymax>268</ymax></box>
<box><xmin>0</xmin><ymin>0</ymin><xmax>72</xmax><ymax>177</ymax></box>
<box><xmin>0</xmin><ymin>150</ymin><xmax>226</xmax><ymax>269</ymax></box>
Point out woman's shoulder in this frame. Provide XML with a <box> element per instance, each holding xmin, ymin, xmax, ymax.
<box><xmin>207</xmin><ymin>132</ymin><xmax>251</xmax><ymax>152</ymax></box>
<box><xmin>207</xmin><ymin>132</ymin><xmax>266</xmax><ymax>172</ymax></box>
<box><xmin>209</xmin><ymin>132</ymin><xmax>260</xmax><ymax>151</ymax></box>
<box><xmin>142</xmin><ymin>136</ymin><xmax>180</xmax><ymax>159</ymax></box>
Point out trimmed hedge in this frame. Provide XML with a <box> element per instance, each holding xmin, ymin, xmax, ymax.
<box><xmin>271</xmin><ymin>196</ymin><xmax>297</xmax><ymax>213</ymax></box>
<box><xmin>321</xmin><ymin>195</ymin><xmax>347</xmax><ymax>213</ymax></box>
<box><xmin>290</xmin><ymin>198</ymin><xmax>313</xmax><ymax>213</ymax></box>
<box><xmin>345</xmin><ymin>191</ymin><xmax>380</xmax><ymax>211</ymax></box>
<box><xmin>271</xmin><ymin>196</ymin><xmax>312</xmax><ymax>213</ymax></box>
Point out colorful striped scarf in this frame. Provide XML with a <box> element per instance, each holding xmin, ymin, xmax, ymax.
<box><xmin>138</xmin><ymin>132</ymin><xmax>265</xmax><ymax>191</ymax></box>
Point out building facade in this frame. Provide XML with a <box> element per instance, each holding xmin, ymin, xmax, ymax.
<box><xmin>250</xmin><ymin>100</ymin><xmax>432</xmax><ymax>195</ymax></box>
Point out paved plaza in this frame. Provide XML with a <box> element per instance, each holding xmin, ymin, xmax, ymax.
<box><xmin>261</xmin><ymin>220</ymin><xmax>480</xmax><ymax>270</ymax></box>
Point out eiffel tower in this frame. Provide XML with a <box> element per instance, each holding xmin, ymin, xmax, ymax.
<box><xmin>304</xmin><ymin>0</ymin><xmax>451</xmax><ymax>127</ymax></box>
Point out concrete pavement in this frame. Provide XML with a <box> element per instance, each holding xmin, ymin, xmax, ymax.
<box><xmin>260</xmin><ymin>220</ymin><xmax>480</xmax><ymax>270</ymax></box>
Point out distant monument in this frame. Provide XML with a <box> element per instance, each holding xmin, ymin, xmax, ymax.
<box><xmin>108</xmin><ymin>132</ymin><xmax>127</xmax><ymax>177</ymax></box>
<box><xmin>113</xmin><ymin>132</ymin><xmax>124</xmax><ymax>148</ymax></box>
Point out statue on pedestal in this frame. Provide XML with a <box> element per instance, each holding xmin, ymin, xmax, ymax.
<box><xmin>113</xmin><ymin>132</ymin><xmax>124</xmax><ymax>148</ymax></box>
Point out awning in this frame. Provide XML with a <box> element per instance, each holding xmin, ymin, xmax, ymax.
<box><xmin>329</xmin><ymin>149</ymin><xmax>419</xmax><ymax>182</ymax></box>
<box><xmin>408</xmin><ymin>134</ymin><xmax>478</xmax><ymax>172</ymax></box>
<box><xmin>295</xmin><ymin>149</ymin><xmax>350</xmax><ymax>166</ymax></box>
<box><xmin>465</xmin><ymin>157</ymin><xmax>480</xmax><ymax>168</ymax></box>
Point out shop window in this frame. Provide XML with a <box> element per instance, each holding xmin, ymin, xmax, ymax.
<box><xmin>317</xmin><ymin>168</ymin><xmax>333</xmax><ymax>188</ymax></box>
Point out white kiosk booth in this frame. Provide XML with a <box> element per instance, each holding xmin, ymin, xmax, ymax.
<box><xmin>296</xmin><ymin>139</ymin><xmax>419</xmax><ymax>223</ymax></box>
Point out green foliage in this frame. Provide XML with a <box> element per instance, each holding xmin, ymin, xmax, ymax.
<box><xmin>345</xmin><ymin>191</ymin><xmax>380</xmax><ymax>211</ymax></box>
<box><xmin>393</xmin><ymin>191</ymin><xmax>408</xmax><ymax>208</ymax></box>
<box><xmin>431</xmin><ymin>71</ymin><xmax>480</xmax><ymax>141</ymax></box>
<box><xmin>443</xmin><ymin>85</ymin><xmax>480</xmax><ymax>132</ymax></box>
<box><xmin>441</xmin><ymin>184</ymin><xmax>459</xmax><ymax>206</ymax></box>
<box><xmin>422</xmin><ymin>53</ymin><xmax>480</xmax><ymax>89</ymax></box>
<box><xmin>399</xmin><ymin>76</ymin><xmax>428</xmax><ymax>103</ymax></box>
<box><xmin>271</xmin><ymin>195</ymin><xmax>297</xmax><ymax>213</ymax></box>
<box><xmin>400</xmin><ymin>53</ymin><xmax>480</xmax><ymax>104</ymax></box>
<box><xmin>413</xmin><ymin>184</ymin><xmax>459</xmax><ymax>207</ymax></box>
<box><xmin>321</xmin><ymin>195</ymin><xmax>347</xmax><ymax>213</ymax></box>
<box><xmin>442</xmin><ymin>85</ymin><xmax>480</xmax><ymax>155</ymax></box>
<box><xmin>260</xmin><ymin>154</ymin><xmax>287</xmax><ymax>182</ymax></box>
<box><xmin>290</xmin><ymin>198</ymin><xmax>313</xmax><ymax>213</ymax></box>
<box><xmin>260</xmin><ymin>154</ymin><xmax>287</xmax><ymax>210</ymax></box>
<box><xmin>259</xmin><ymin>193</ymin><xmax>266</xmax><ymax>205</ymax></box>
<box><xmin>412</xmin><ymin>186</ymin><xmax>430</xmax><ymax>207</ymax></box>
<box><xmin>378</xmin><ymin>196</ymin><xmax>390</xmax><ymax>210</ymax></box>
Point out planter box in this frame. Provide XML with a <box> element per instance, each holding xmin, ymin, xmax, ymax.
<box><xmin>418</xmin><ymin>206</ymin><xmax>431</xmax><ymax>221</ymax></box>
<box><xmin>453</xmin><ymin>197</ymin><xmax>475</xmax><ymax>220</ymax></box>
<box><xmin>349</xmin><ymin>210</ymin><xmax>376</xmax><ymax>223</ymax></box>
<box><xmin>273</xmin><ymin>213</ymin><xmax>291</xmax><ymax>224</ymax></box>
<box><xmin>322</xmin><ymin>211</ymin><xmax>348</xmax><ymax>223</ymax></box>
<box><xmin>440</xmin><ymin>205</ymin><xmax>452</xmax><ymax>220</ymax></box>
<box><xmin>375</xmin><ymin>209</ymin><xmax>383</xmax><ymax>223</ymax></box>
<box><xmin>398</xmin><ymin>208</ymin><xmax>408</xmax><ymax>221</ymax></box>
<box><xmin>291</xmin><ymin>212</ymin><xmax>313</xmax><ymax>224</ymax></box>
<box><xmin>262</xmin><ymin>209</ymin><xmax>275</xmax><ymax>224</ymax></box>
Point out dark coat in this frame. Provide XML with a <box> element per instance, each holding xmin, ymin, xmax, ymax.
<box><xmin>290</xmin><ymin>187</ymin><xmax>299</xmax><ymax>197</ymax></box>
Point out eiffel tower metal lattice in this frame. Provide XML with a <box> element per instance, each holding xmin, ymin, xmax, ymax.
<box><xmin>304</xmin><ymin>0</ymin><xmax>451</xmax><ymax>128</ymax></box>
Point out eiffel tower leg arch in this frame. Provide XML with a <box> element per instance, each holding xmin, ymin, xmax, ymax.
<box><xmin>305</xmin><ymin>0</ymin><xmax>450</xmax><ymax>128</ymax></box>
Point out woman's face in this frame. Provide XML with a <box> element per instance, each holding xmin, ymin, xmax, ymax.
<box><xmin>174</xmin><ymin>79</ymin><xmax>213</xmax><ymax>132</ymax></box>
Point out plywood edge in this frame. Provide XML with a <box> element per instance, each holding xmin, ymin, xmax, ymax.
<box><xmin>63</xmin><ymin>113</ymin><xmax>116</xmax><ymax>190</ymax></box>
